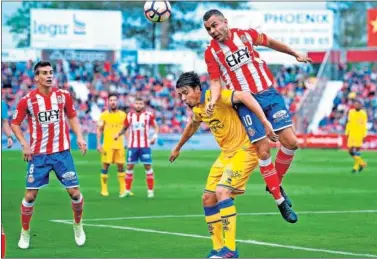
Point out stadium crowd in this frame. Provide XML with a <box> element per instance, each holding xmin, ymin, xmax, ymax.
<box><xmin>2</xmin><ymin>60</ymin><xmax>313</xmax><ymax>134</ymax></box>
<box><xmin>318</xmin><ymin>66</ymin><xmax>377</xmax><ymax>133</ymax></box>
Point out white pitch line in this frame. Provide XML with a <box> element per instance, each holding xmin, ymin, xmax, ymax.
<box><xmin>51</xmin><ymin>220</ymin><xmax>377</xmax><ymax>258</ymax></box>
<box><xmin>51</xmin><ymin>209</ymin><xmax>377</xmax><ymax>223</ymax></box>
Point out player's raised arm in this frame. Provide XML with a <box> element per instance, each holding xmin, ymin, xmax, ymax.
<box><xmin>169</xmin><ymin>117</ymin><xmax>201</xmax><ymax>163</ymax></box>
<box><xmin>232</xmin><ymin>91</ymin><xmax>279</xmax><ymax>142</ymax></box>
<box><xmin>247</xmin><ymin>29</ymin><xmax>312</xmax><ymax>63</ymax></box>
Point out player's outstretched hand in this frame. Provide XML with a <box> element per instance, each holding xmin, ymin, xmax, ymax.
<box><xmin>296</xmin><ymin>53</ymin><xmax>313</xmax><ymax>63</ymax></box>
<box><xmin>7</xmin><ymin>137</ymin><xmax>13</xmax><ymax>148</ymax></box>
<box><xmin>77</xmin><ymin>137</ymin><xmax>87</xmax><ymax>156</ymax></box>
<box><xmin>22</xmin><ymin>144</ymin><xmax>32</xmax><ymax>162</ymax></box>
<box><xmin>263</xmin><ymin>121</ymin><xmax>279</xmax><ymax>142</ymax></box>
<box><xmin>150</xmin><ymin>138</ymin><xmax>156</xmax><ymax>145</ymax></box>
<box><xmin>205</xmin><ymin>101</ymin><xmax>215</xmax><ymax>117</ymax></box>
<box><xmin>169</xmin><ymin>148</ymin><xmax>180</xmax><ymax>163</ymax></box>
<box><xmin>97</xmin><ymin>144</ymin><xmax>103</xmax><ymax>153</ymax></box>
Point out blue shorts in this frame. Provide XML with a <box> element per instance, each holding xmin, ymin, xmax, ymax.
<box><xmin>127</xmin><ymin>148</ymin><xmax>152</xmax><ymax>164</ymax></box>
<box><xmin>234</xmin><ymin>88</ymin><xmax>292</xmax><ymax>143</ymax></box>
<box><xmin>26</xmin><ymin>150</ymin><xmax>79</xmax><ymax>189</ymax></box>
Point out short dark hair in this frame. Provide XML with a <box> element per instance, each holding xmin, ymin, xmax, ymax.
<box><xmin>34</xmin><ymin>61</ymin><xmax>52</xmax><ymax>75</ymax></box>
<box><xmin>135</xmin><ymin>97</ymin><xmax>144</xmax><ymax>102</ymax></box>
<box><xmin>203</xmin><ymin>9</ymin><xmax>224</xmax><ymax>22</ymax></box>
<box><xmin>108</xmin><ymin>93</ymin><xmax>118</xmax><ymax>99</ymax></box>
<box><xmin>176</xmin><ymin>71</ymin><xmax>201</xmax><ymax>90</ymax></box>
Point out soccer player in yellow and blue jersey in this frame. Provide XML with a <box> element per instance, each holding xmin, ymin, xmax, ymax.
<box><xmin>170</xmin><ymin>72</ymin><xmax>297</xmax><ymax>258</ymax></box>
<box><xmin>97</xmin><ymin>93</ymin><xmax>127</xmax><ymax>197</ymax></box>
<box><xmin>345</xmin><ymin>99</ymin><xmax>368</xmax><ymax>173</ymax></box>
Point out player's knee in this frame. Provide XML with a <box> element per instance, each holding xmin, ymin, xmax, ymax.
<box><xmin>284</xmin><ymin>138</ymin><xmax>298</xmax><ymax>150</ymax></box>
<box><xmin>24</xmin><ymin>191</ymin><xmax>37</xmax><ymax>203</ymax></box>
<box><xmin>127</xmin><ymin>164</ymin><xmax>135</xmax><ymax>170</ymax></box>
<box><xmin>255</xmin><ymin>140</ymin><xmax>271</xmax><ymax>160</ymax></box>
<box><xmin>215</xmin><ymin>187</ymin><xmax>232</xmax><ymax>201</ymax></box>
<box><xmin>117</xmin><ymin>164</ymin><xmax>124</xmax><ymax>172</ymax></box>
<box><xmin>202</xmin><ymin>192</ymin><xmax>217</xmax><ymax>206</ymax></box>
<box><xmin>67</xmin><ymin>188</ymin><xmax>81</xmax><ymax>200</ymax></box>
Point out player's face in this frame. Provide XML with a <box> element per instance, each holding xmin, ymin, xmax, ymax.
<box><xmin>177</xmin><ymin>86</ymin><xmax>201</xmax><ymax>108</ymax></box>
<box><xmin>204</xmin><ymin>15</ymin><xmax>229</xmax><ymax>42</ymax></box>
<box><xmin>35</xmin><ymin>66</ymin><xmax>53</xmax><ymax>88</ymax></box>
<box><xmin>108</xmin><ymin>96</ymin><xmax>118</xmax><ymax>111</ymax></box>
<box><xmin>354</xmin><ymin>102</ymin><xmax>362</xmax><ymax>110</ymax></box>
<box><xmin>135</xmin><ymin>100</ymin><xmax>145</xmax><ymax>112</ymax></box>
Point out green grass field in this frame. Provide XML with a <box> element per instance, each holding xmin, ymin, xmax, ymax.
<box><xmin>2</xmin><ymin>149</ymin><xmax>377</xmax><ymax>258</ymax></box>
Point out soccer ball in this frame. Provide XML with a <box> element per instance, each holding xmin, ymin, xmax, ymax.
<box><xmin>144</xmin><ymin>1</ymin><xmax>171</xmax><ymax>23</ymax></box>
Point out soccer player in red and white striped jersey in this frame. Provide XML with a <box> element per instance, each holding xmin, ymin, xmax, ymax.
<box><xmin>11</xmin><ymin>61</ymin><xmax>87</xmax><ymax>249</ymax></box>
<box><xmin>202</xmin><ymin>9</ymin><xmax>312</xmax><ymax>225</ymax></box>
<box><xmin>114</xmin><ymin>97</ymin><xmax>159</xmax><ymax>198</ymax></box>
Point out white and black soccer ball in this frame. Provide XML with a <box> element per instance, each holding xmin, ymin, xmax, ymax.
<box><xmin>144</xmin><ymin>1</ymin><xmax>171</xmax><ymax>23</ymax></box>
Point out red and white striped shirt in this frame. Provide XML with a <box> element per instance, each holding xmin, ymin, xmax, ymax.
<box><xmin>11</xmin><ymin>88</ymin><xmax>76</xmax><ymax>155</ymax></box>
<box><xmin>205</xmin><ymin>28</ymin><xmax>274</xmax><ymax>94</ymax></box>
<box><xmin>125</xmin><ymin>110</ymin><xmax>156</xmax><ymax>148</ymax></box>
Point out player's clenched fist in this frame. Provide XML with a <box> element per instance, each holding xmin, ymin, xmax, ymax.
<box><xmin>97</xmin><ymin>144</ymin><xmax>103</xmax><ymax>153</ymax></box>
<box><xmin>169</xmin><ymin>148</ymin><xmax>180</xmax><ymax>163</ymax></box>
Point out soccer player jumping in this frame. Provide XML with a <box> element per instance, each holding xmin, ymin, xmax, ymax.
<box><xmin>203</xmin><ymin>9</ymin><xmax>312</xmax><ymax>223</ymax></box>
<box><xmin>11</xmin><ymin>61</ymin><xmax>87</xmax><ymax>249</ymax></box>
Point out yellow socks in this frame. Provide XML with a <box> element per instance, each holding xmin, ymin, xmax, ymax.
<box><xmin>204</xmin><ymin>205</ymin><xmax>224</xmax><ymax>251</ymax></box>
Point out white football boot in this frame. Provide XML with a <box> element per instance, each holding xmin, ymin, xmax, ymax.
<box><xmin>73</xmin><ymin>222</ymin><xmax>86</xmax><ymax>246</ymax></box>
<box><xmin>18</xmin><ymin>228</ymin><xmax>30</xmax><ymax>249</ymax></box>
<box><xmin>147</xmin><ymin>190</ymin><xmax>154</xmax><ymax>198</ymax></box>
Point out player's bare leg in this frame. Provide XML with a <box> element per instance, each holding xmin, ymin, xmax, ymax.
<box><xmin>117</xmin><ymin>163</ymin><xmax>127</xmax><ymax>197</ymax></box>
<box><xmin>18</xmin><ymin>190</ymin><xmax>38</xmax><ymax>249</ymax></box>
<box><xmin>67</xmin><ymin>187</ymin><xmax>85</xmax><ymax>246</ymax></box>
<box><xmin>125</xmin><ymin>164</ymin><xmax>135</xmax><ymax>197</ymax></box>
<box><xmin>254</xmin><ymin>138</ymin><xmax>297</xmax><ymax>223</ymax></box>
<box><xmin>144</xmin><ymin>164</ymin><xmax>155</xmax><ymax>198</ymax></box>
<box><xmin>100</xmin><ymin>163</ymin><xmax>110</xmax><ymax>196</ymax></box>
<box><xmin>203</xmin><ymin>192</ymin><xmax>223</xmax><ymax>257</ymax></box>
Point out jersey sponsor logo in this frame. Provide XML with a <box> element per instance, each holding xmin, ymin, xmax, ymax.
<box><xmin>62</xmin><ymin>171</ymin><xmax>76</xmax><ymax>180</ymax></box>
<box><xmin>132</xmin><ymin>122</ymin><xmax>145</xmax><ymax>130</ymax></box>
<box><xmin>209</xmin><ymin>119</ymin><xmax>224</xmax><ymax>133</ymax></box>
<box><xmin>225</xmin><ymin>46</ymin><xmax>251</xmax><ymax>71</ymax></box>
<box><xmin>272</xmin><ymin>110</ymin><xmax>289</xmax><ymax>123</ymax></box>
<box><xmin>37</xmin><ymin>109</ymin><xmax>60</xmax><ymax>124</ymax></box>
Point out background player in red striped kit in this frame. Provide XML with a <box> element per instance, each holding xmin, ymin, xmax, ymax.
<box><xmin>114</xmin><ymin>97</ymin><xmax>159</xmax><ymax>198</ymax></box>
<box><xmin>203</xmin><ymin>9</ymin><xmax>312</xmax><ymax>223</ymax></box>
<box><xmin>11</xmin><ymin>61</ymin><xmax>87</xmax><ymax>249</ymax></box>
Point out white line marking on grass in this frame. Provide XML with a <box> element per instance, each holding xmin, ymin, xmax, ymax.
<box><xmin>51</xmin><ymin>209</ymin><xmax>377</xmax><ymax>223</ymax></box>
<box><xmin>51</xmin><ymin>220</ymin><xmax>377</xmax><ymax>258</ymax></box>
